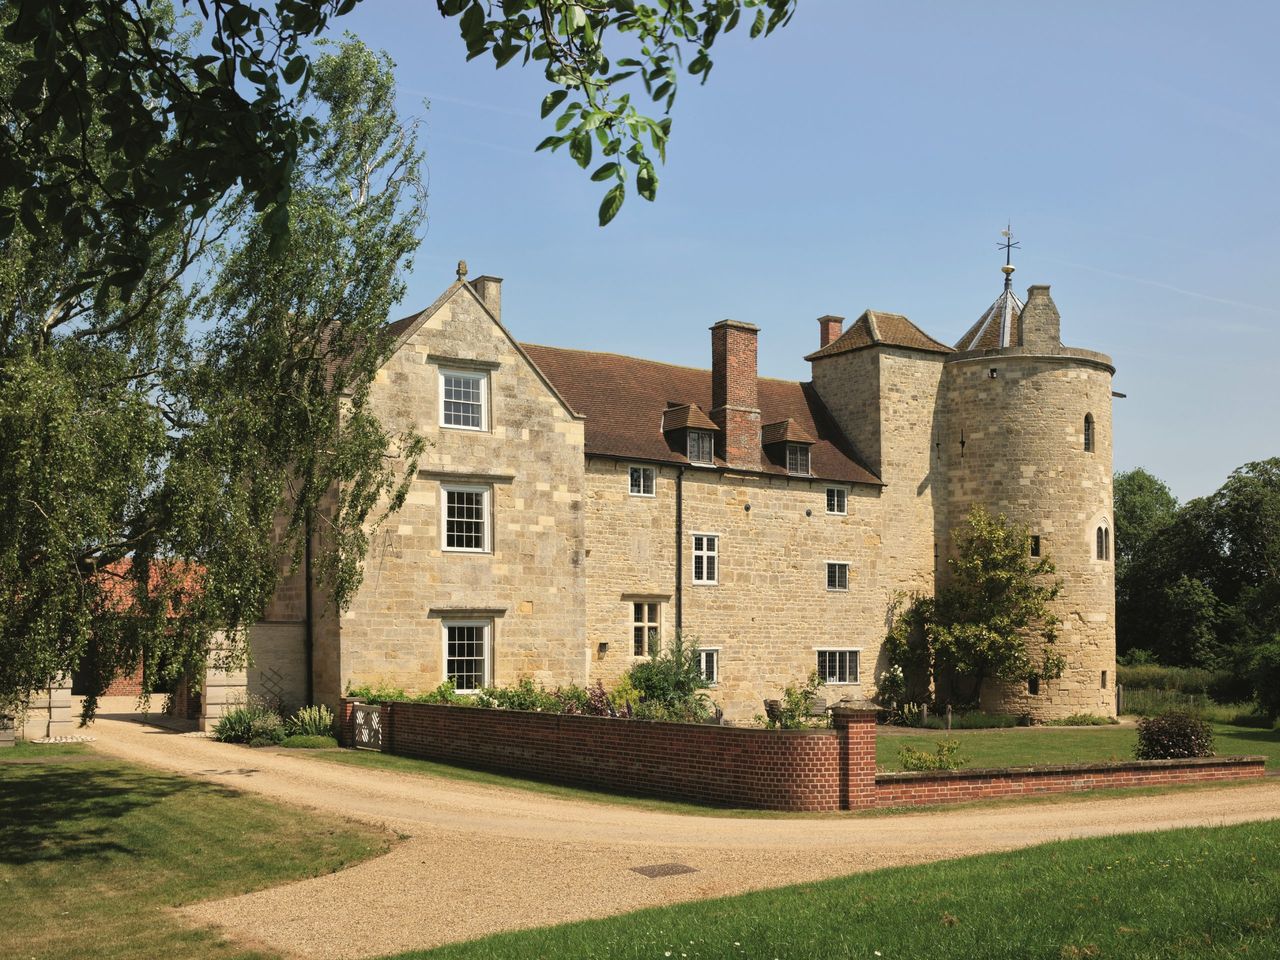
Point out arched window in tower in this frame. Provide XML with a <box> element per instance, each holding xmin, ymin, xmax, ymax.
<box><xmin>1084</xmin><ymin>413</ymin><xmax>1095</xmax><ymax>453</ymax></box>
<box><xmin>1096</xmin><ymin>523</ymin><xmax>1111</xmax><ymax>561</ymax></box>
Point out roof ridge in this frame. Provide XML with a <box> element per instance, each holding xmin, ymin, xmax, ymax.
<box><xmin>521</xmin><ymin>341</ymin><xmax>812</xmax><ymax>389</ymax></box>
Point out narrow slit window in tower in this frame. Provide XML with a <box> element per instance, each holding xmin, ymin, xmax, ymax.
<box><xmin>1084</xmin><ymin>413</ymin><xmax>1095</xmax><ymax>453</ymax></box>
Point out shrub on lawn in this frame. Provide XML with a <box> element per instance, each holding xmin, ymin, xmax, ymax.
<box><xmin>213</xmin><ymin>697</ymin><xmax>285</xmax><ymax>746</ymax></box>
<box><xmin>281</xmin><ymin>734</ymin><xmax>339</xmax><ymax>749</ymax></box>
<box><xmin>1135</xmin><ymin>711</ymin><xmax>1215</xmax><ymax>760</ymax></box>
<box><xmin>285</xmin><ymin>704</ymin><xmax>335</xmax><ymax>738</ymax></box>
<box><xmin>898</xmin><ymin>739</ymin><xmax>967</xmax><ymax>771</ymax></box>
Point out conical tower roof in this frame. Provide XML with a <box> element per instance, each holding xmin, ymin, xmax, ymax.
<box><xmin>954</xmin><ymin>286</ymin><xmax>1025</xmax><ymax>351</ymax></box>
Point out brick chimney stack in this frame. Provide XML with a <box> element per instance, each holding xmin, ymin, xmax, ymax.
<box><xmin>710</xmin><ymin>319</ymin><xmax>762</xmax><ymax>469</ymax></box>
<box><xmin>818</xmin><ymin>315</ymin><xmax>844</xmax><ymax>349</ymax></box>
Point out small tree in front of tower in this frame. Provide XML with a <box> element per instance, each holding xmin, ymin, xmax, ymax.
<box><xmin>883</xmin><ymin>507</ymin><xmax>1064</xmax><ymax>709</ymax></box>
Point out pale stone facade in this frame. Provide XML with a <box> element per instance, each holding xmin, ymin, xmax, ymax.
<box><xmin>235</xmin><ymin>265</ymin><xmax>1117</xmax><ymax>726</ymax></box>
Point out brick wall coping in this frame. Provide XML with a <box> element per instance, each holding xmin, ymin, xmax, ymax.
<box><xmin>876</xmin><ymin>754</ymin><xmax>1266</xmax><ymax>783</ymax></box>
<box><xmin>344</xmin><ymin>698</ymin><xmax>847</xmax><ymax>737</ymax></box>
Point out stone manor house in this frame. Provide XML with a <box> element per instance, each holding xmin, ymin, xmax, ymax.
<box><xmin>204</xmin><ymin>259</ymin><xmax>1117</xmax><ymax>727</ymax></box>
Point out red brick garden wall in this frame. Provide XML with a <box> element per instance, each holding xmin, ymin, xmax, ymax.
<box><xmin>338</xmin><ymin>699</ymin><xmax>1265</xmax><ymax>811</ymax></box>
<box><xmin>874</xmin><ymin>756</ymin><xmax>1265</xmax><ymax>808</ymax></box>
<box><xmin>340</xmin><ymin>699</ymin><xmax>877</xmax><ymax>811</ymax></box>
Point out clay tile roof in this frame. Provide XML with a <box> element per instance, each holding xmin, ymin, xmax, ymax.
<box><xmin>954</xmin><ymin>287</ymin><xmax>1025</xmax><ymax>351</ymax></box>
<box><xmin>761</xmin><ymin>418</ymin><xmax>815</xmax><ymax>446</ymax></box>
<box><xmin>520</xmin><ymin>343</ymin><xmax>880</xmax><ymax>485</ymax></box>
<box><xmin>804</xmin><ymin>309</ymin><xmax>952</xmax><ymax>361</ymax></box>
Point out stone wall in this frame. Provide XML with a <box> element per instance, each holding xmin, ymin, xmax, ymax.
<box><xmin>584</xmin><ymin>458</ymin><xmax>887</xmax><ymax>721</ymax></box>
<box><xmin>320</xmin><ymin>282</ymin><xmax>588</xmax><ymax>705</ymax></box>
<box><xmin>941</xmin><ymin>345</ymin><xmax>1116</xmax><ymax>720</ymax></box>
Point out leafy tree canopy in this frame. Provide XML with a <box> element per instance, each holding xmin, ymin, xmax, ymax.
<box><xmin>0</xmin><ymin>28</ymin><xmax>424</xmax><ymax>716</ymax></box>
<box><xmin>2</xmin><ymin>0</ymin><xmax>798</xmax><ymax>296</ymax></box>
<box><xmin>1114</xmin><ymin>459</ymin><xmax>1280</xmax><ymax>712</ymax></box>
<box><xmin>1113</xmin><ymin>467</ymin><xmax>1178</xmax><ymax>581</ymax></box>
<box><xmin>882</xmin><ymin>506</ymin><xmax>1063</xmax><ymax>709</ymax></box>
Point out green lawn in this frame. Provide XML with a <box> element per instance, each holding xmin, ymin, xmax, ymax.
<box><xmin>0</xmin><ymin>742</ymin><xmax>391</xmax><ymax>960</ymax></box>
<box><xmin>877</xmin><ymin>722</ymin><xmax>1280</xmax><ymax>771</ymax></box>
<box><xmin>386</xmin><ymin>820</ymin><xmax>1280</xmax><ymax>960</ymax></box>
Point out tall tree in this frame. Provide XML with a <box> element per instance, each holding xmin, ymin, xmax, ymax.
<box><xmin>2</xmin><ymin>0</ymin><xmax>799</xmax><ymax>295</ymax></box>
<box><xmin>1113</xmin><ymin>468</ymin><xmax>1178</xmax><ymax>584</ymax></box>
<box><xmin>883</xmin><ymin>507</ymin><xmax>1063</xmax><ymax>708</ymax></box>
<box><xmin>0</xmin><ymin>31</ymin><xmax>424</xmax><ymax>716</ymax></box>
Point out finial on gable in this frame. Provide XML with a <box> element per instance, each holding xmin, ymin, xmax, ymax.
<box><xmin>456</xmin><ymin>259</ymin><xmax>468</xmax><ymax>280</ymax></box>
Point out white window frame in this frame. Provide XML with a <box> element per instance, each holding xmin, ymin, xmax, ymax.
<box><xmin>628</xmin><ymin>465</ymin><xmax>656</xmax><ymax>497</ymax></box>
<box><xmin>687</xmin><ymin>430</ymin><xmax>715</xmax><ymax>465</ymax></box>
<box><xmin>631</xmin><ymin>601</ymin><xmax>661</xmax><ymax>657</ymax></box>
<box><xmin>441</xmin><ymin>484</ymin><xmax>491</xmax><ymax>553</ymax></box>
<box><xmin>691</xmin><ymin>532</ymin><xmax>719</xmax><ymax>585</ymax></box>
<box><xmin>442</xmin><ymin>620</ymin><xmax>490</xmax><ymax>693</ymax></box>
<box><xmin>697</xmin><ymin>647</ymin><xmax>720</xmax><ymax>685</ymax></box>
<box><xmin>815</xmin><ymin>648</ymin><xmax>860</xmax><ymax>685</ymax></box>
<box><xmin>439</xmin><ymin>368</ymin><xmax>488</xmax><ymax>431</ymax></box>
<box><xmin>826</xmin><ymin>561</ymin><xmax>849</xmax><ymax>592</ymax></box>
<box><xmin>786</xmin><ymin>443</ymin><xmax>811</xmax><ymax>476</ymax></box>
<box><xmin>826</xmin><ymin>487</ymin><xmax>847</xmax><ymax>515</ymax></box>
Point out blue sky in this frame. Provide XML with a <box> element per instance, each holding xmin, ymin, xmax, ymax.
<box><xmin>336</xmin><ymin>0</ymin><xmax>1278</xmax><ymax>502</ymax></box>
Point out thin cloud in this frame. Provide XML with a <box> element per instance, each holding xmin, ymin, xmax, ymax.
<box><xmin>1037</xmin><ymin>253</ymin><xmax>1280</xmax><ymax>319</ymax></box>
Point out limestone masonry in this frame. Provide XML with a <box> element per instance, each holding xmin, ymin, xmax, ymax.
<box><xmin>218</xmin><ymin>259</ymin><xmax>1116</xmax><ymax>727</ymax></box>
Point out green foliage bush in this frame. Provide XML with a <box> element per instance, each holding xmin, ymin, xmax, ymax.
<box><xmin>282</xmin><ymin>734</ymin><xmax>338</xmax><ymax>749</ymax></box>
<box><xmin>1044</xmin><ymin>713</ymin><xmax>1119</xmax><ymax>726</ymax></box>
<box><xmin>1135</xmin><ymin>711</ymin><xmax>1215</xmax><ymax>760</ymax></box>
<box><xmin>759</xmin><ymin>672</ymin><xmax>826</xmax><ymax>729</ymax></box>
<box><xmin>285</xmin><ymin>704</ymin><xmax>335</xmax><ymax>738</ymax></box>
<box><xmin>1116</xmin><ymin>664</ymin><xmax>1219</xmax><ymax>694</ymax></box>
<box><xmin>474</xmin><ymin>677</ymin><xmax>560</xmax><ymax>712</ymax></box>
<box><xmin>897</xmin><ymin>740</ymin><xmax>967</xmax><ymax>772</ymax></box>
<box><xmin>345</xmin><ymin>681</ymin><xmax>408</xmax><ymax>704</ymax></box>
<box><xmin>213</xmin><ymin>697</ymin><xmax>284</xmax><ymax>746</ymax></box>
<box><xmin>624</xmin><ymin>633</ymin><xmax>714</xmax><ymax>723</ymax></box>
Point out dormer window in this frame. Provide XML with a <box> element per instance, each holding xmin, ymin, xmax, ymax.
<box><xmin>687</xmin><ymin>430</ymin><xmax>714</xmax><ymax>465</ymax></box>
<box><xmin>786</xmin><ymin>443</ymin><xmax>811</xmax><ymax>476</ymax></box>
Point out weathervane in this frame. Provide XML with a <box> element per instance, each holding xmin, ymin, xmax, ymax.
<box><xmin>998</xmin><ymin>224</ymin><xmax>1019</xmax><ymax>291</ymax></box>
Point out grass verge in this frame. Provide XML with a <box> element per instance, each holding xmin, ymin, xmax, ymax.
<box><xmin>386</xmin><ymin>820</ymin><xmax>1280</xmax><ymax>959</ymax></box>
<box><xmin>0</xmin><ymin>742</ymin><xmax>391</xmax><ymax>960</ymax></box>
<box><xmin>877</xmin><ymin>721</ymin><xmax>1280</xmax><ymax>770</ymax></box>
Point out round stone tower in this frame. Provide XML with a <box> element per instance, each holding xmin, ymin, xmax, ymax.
<box><xmin>941</xmin><ymin>259</ymin><xmax>1116</xmax><ymax>721</ymax></box>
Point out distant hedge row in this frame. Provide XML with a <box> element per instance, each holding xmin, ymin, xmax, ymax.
<box><xmin>1116</xmin><ymin>664</ymin><xmax>1230</xmax><ymax>696</ymax></box>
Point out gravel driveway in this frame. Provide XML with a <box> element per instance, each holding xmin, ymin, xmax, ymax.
<box><xmin>88</xmin><ymin>716</ymin><xmax>1280</xmax><ymax>960</ymax></box>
